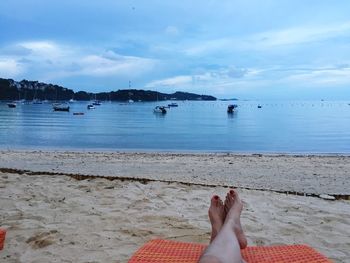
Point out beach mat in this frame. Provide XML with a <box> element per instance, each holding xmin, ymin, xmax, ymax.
<box><xmin>128</xmin><ymin>239</ymin><xmax>331</xmax><ymax>263</ymax></box>
<box><xmin>0</xmin><ymin>228</ymin><xmax>6</xmax><ymax>250</ymax></box>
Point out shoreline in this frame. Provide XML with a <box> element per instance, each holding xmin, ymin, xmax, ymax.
<box><xmin>1</xmin><ymin>167</ymin><xmax>349</xmax><ymax>201</ymax></box>
<box><xmin>1</xmin><ymin>147</ymin><xmax>350</xmax><ymax>156</ymax></box>
<box><xmin>0</xmin><ymin>150</ymin><xmax>349</xmax><ymax>196</ymax></box>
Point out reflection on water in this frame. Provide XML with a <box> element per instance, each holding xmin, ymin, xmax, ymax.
<box><xmin>1</xmin><ymin>100</ymin><xmax>350</xmax><ymax>153</ymax></box>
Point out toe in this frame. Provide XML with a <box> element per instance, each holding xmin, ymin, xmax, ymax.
<box><xmin>211</xmin><ymin>195</ymin><xmax>219</xmax><ymax>206</ymax></box>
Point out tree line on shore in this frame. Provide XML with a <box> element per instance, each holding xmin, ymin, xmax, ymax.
<box><xmin>0</xmin><ymin>78</ymin><xmax>216</xmax><ymax>101</ymax></box>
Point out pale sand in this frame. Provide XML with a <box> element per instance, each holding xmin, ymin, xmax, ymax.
<box><xmin>1</xmin><ymin>172</ymin><xmax>350</xmax><ymax>263</ymax></box>
<box><xmin>0</xmin><ymin>151</ymin><xmax>349</xmax><ymax>262</ymax></box>
<box><xmin>1</xmin><ymin>150</ymin><xmax>350</xmax><ymax>195</ymax></box>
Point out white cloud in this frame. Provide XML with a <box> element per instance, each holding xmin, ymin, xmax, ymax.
<box><xmin>283</xmin><ymin>66</ymin><xmax>350</xmax><ymax>86</ymax></box>
<box><xmin>249</xmin><ymin>22</ymin><xmax>350</xmax><ymax>49</ymax></box>
<box><xmin>183</xmin><ymin>21</ymin><xmax>350</xmax><ymax>55</ymax></box>
<box><xmin>146</xmin><ymin>75</ymin><xmax>192</xmax><ymax>87</ymax></box>
<box><xmin>78</xmin><ymin>53</ymin><xmax>156</xmax><ymax>77</ymax></box>
<box><xmin>20</xmin><ymin>41</ymin><xmax>64</xmax><ymax>56</ymax></box>
<box><xmin>0</xmin><ymin>58</ymin><xmax>23</xmax><ymax>77</ymax></box>
<box><xmin>145</xmin><ymin>63</ymin><xmax>350</xmax><ymax>96</ymax></box>
<box><xmin>146</xmin><ymin>67</ymin><xmax>254</xmax><ymax>89</ymax></box>
<box><xmin>183</xmin><ymin>38</ymin><xmax>232</xmax><ymax>56</ymax></box>
<box><xmin>0</xmin><ymin>41</ymin><xmax>157</xmax><ymax>81</ymax></box>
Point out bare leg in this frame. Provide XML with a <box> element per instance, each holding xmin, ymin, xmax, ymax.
<box><xmin>224</xmin><ymin>190</ymin><xmax>247</xmax><ymax>249</ymax></box>
<box><xmin>209</xmin><ymin>195</ymin><xmax>225</xmax><ymax>243</ymax></box>
<box><xmin>199</xmin><ymin>189</ymin><xmax>246</xmax><ymax>263</ymax></box>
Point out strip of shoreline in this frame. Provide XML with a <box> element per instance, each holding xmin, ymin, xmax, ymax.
<box><xmin>0</xmin><ymin>167</ymin><xmax>349</xmax><ymax>201</ymax></box>
<box><xmin>0</xmin><ymin>150</ymin><xmax>349</xmax><ymax>195</ymax></box>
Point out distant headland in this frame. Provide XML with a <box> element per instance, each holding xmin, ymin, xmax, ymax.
<box><xmin>0</xmin><ymin>78</ymin><xmax>216</xmax><ymax>101</ymax></box>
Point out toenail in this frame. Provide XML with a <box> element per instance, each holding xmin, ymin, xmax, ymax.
<box><xmin>213</xmin><ymin>195</ymin><xmax>219</xmax><ymax>200</ymax></box>
<box><xmin>230</xmin><ymin>190</ymin><xmax>235</xmax><ymax>195</ymax></box>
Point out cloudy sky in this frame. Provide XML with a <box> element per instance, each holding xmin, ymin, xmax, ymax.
<box><xmin>1</xmin><ymin>0</ymin><xmax>350</xmax><ymax>99</ymax></box>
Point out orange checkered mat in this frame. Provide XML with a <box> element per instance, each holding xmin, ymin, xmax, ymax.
<box><xmin>0</xmin><ymin>228</ymin><xmax>6</xmax><ymax>250</ymax></box>
<box><xmin>128</xmin><ymin>239</ymin><xmax>332</xmax><ymax>263</ymax></box>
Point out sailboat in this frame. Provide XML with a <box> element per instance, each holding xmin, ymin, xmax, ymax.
<box><xmin>32</xmin><ymin>88</ymin><xmax>42</xmax><ymax>104</ymax></box>
<box><xmin>128</xmin><ymin>81</ymin><xmax>134</xmax><ymax>103</ymax></box>
<box><xmin>91</xmin><ymin>94</ymin><xmax>101</xmax><ymax>106</ymax></box>
<box><xmin>14</xmin><ymin>90</ymin><xmax>25</xmax><ymax>104</ymax></box>
<box><xmin>69</xmin><ymin>95</ymin><xmax>76</xmax><ymax>103</ymax></box>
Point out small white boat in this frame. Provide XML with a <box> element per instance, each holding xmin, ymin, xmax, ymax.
<box><xmin>53</xmin><ymin>103</ymin><xmax>70</xmax><ymax>112</ymax></box>
<box><xmin>32</xmin><ymin>99</ymin><xmax>43</xmax><ymax>104</ymax></box>
<box><xmin>168</xmin><ymin>102</ymin><xmax>178</xmax><ymax>107</ymax></box>
<box><xmin>87</xmin><ymin>104</ymin><xmax>95</xmax><ymax>110</ymax></box>
<box><xmin>153</xmin><ymin>106</ymin><xmax>167</xmax><ymax>114</ymax></box>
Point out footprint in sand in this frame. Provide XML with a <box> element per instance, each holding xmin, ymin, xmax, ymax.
<box><xmin>26</xmin><ymin>230</ymin><xmax>57</xmax><ymax>249</ymax></box>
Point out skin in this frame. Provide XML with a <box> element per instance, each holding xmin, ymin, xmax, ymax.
<box><xmin>208</xmin><ymin>195</ymin><xmax>225</xmax><ymax>243</ymax></box>
<box><xmin>199</xmin><ymin>189</ymin><xmax>247</xmax><ymax>263</ymax></box>
<box><xmin>224</xmin><ymin>190</ymin><xmax>247</xmax><ymax>249</ymax></box>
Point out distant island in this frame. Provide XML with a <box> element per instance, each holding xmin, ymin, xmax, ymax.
<box><xmin>0</xmin><ymin>78</ymin><xmax>216</xmax><ymax>101</ymax></box>
<box><xmin>219</xmin><ymin>98</ymin><xmax>239</xmax><ymax>101</ymax></box>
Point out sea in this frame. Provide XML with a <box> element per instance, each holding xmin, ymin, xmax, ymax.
<box><xmin>1</xmin><ymin>100</ymin><xmax>350</xmax><ymax>154</ymax></box>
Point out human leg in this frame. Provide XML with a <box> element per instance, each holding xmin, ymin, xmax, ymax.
<box><xmin>199</xmin><ymin>189</ymin><xmax>246</xmax><ymax>263</ymax></box>
<box><xmin>208</xmin><ymin>195</ymin><xmax>225</xmax><ymax>243</ymax></box>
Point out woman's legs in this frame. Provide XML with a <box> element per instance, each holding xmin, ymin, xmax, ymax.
<box><xmin>199</xmin><ymin>189</ymin><xmax>247</xmax><ymax>263</ymax></box>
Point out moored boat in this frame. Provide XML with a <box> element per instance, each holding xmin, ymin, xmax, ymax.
<box><xmin>227</xmin><ymin>104</ymin><xmax>238</xmax><ymax>113</ymax></box>
<box><xmin>7</xmin><ymin>102</ymin><xmax>17</xmax><ymax>108</ymax></box>
<box><xmin>32</xmin><ymin>99</ymin><xmax>43</xmax><ymax>104</ymax></box>
<box><xmin>168</xmin><ymin>102</ymin><xmax>178</xmax><ymax>107</ymax></box>
<box><xmin>87</xmin><ymin>104</ymin><xmax>95</xmax><ymax>110</ymax></box>
<box><xmin>153</xmin><ymin>106</ymin><xmax>167</xmax><ymax>114</ymax></box>
<box><xmin>92</xmin><ymin>100</ymin><xmax>101</xmax><ymax>106</ymax></box>
<box><xmin>53</xmin><ymin>103</ymin><xmax>70</xmax><ymax>112</ymax></box>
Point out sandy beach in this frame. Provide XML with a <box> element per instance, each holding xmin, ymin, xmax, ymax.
<box><xmin>1</xmin><ymin>150</ymin><xmax>350</xmax><ymax>195</ymax></box>
<box><xmin>1</xmin><ymin>151</ymin><xmax>350</xmax><ymax>262</ymax></box>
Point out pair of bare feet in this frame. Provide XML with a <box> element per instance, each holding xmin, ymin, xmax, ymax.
<box><xmin>208</xmin><ymin>189</ymin><xmax>247</xmax><ymax>249</ymax></box>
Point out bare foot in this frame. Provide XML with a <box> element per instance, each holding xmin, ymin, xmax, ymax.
<box><xmin>208</xmin><ymin>195</ymin><xmax>225</xmax><ymax>242</ymax></box>
<box><xmin>224</xmin><ymin>189</ymin><xmax>248</xmax><ymax>249</ymax></box>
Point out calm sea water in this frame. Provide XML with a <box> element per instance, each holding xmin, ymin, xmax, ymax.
<box><xmin>1</xmin><ymin>101</ymin><xmax>350</xmax><ymax>153</ymax></box>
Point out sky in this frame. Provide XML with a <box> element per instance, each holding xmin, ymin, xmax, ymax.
<box><xmin>1</xmin><ymin>0</ymin><xmax>350</xmax><ymax>99</ymax></box>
